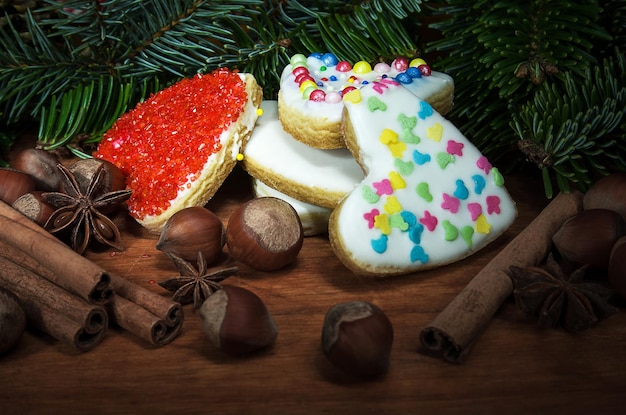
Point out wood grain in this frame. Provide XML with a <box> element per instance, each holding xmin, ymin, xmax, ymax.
<box><xmin>1</xmin><ymin>167</ymin><xmax>624</xmax><ymax>415</ymax></box>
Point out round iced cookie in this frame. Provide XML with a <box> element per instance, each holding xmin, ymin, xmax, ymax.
<box><xmin>252</xmin><ymin>178</ymin><xmax>331</xmax><ymax>236</ymax></box>
<box><xmin>278</xmin><ymin>53</ymin><xmax>455</xmax><ymax>149</ymax></box>
<box><xmin>329</xmin><ymin>80</ymin><xmax>517</xmax><ymax>277</ymax></box>
<box><xmin>242</xmin><ymin>100</ymin><xmax>363</xmax><ymax>209</ymax></box>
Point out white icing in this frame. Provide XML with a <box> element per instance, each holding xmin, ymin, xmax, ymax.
<box><xmin>278</xmin><ymin>54</ymin><xmax>454</xmax><ymax>128</ymax></box>
<box><xmin>330</xmin><ymin>81</ymin><xmax>517</xmax><ymax>275</ymax></box>
<box><xmin>252</xmin><ymin>178</ymin><xmax>331</xmax><ymax>236</ymax></box>
<box><xmin>244</xmin><ymin>100</ymin><xmax>363</xmax><ymax>205</ymax></box>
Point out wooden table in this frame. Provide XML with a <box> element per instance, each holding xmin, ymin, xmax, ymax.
<box><xmin>1</xmin><ymin>166</ymin><xmax>624</xmax><ymax>414</ymax></box>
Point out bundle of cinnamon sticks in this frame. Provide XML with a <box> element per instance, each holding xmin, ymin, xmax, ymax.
<box><xmin>0</xmin><ymin>201</ymin><xmax>183</xmax><ymax>352</ymax></box>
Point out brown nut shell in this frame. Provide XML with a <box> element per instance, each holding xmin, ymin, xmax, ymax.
<box><xmin>157</xmin><ymin>206</ymin><xmax>225</xmax><ymax>266</ymax></box>
<box><xmin>583</xmin><ymin>173</ymin><xmax>626</xmax><ymax>222</ymax></box>
<box><xmin>552</xmin><ymin>208</ymin><xmax>626</xmax><ymax>269</ymax></box>
<box><xmin>608</xmin><ymin>236</ymin><xmax>626</xmax><ymax>300</ymax></box>
<box><xmin>321</xmin><ymin>301</ymin><xmax>394</xmax><ymax>377</ymax></box>
<box><xmin>0</xmin><ymin>168</ymin><xmax>36</xmax><ymax>205</ymax></box>
<box><xmin>0</xmin><ymin>287</ymin><xmax>27</xmax><ymax>355</ymax></box>
<box><xmin>12</xmin><ymin>191</ymin><xmax>56</xmax><ymax>226</ymax></box>
<box><xmin>12</xmin><ymin>148</ymin><xmax>61</xmax><ymax>191</ymax></box>
<box><xmin>226</xmin><ymin>197</ymin><xmax>303</xmax><ymax>271</ymax></box>
<box><xmin>199</xmin><ymin>285</ymin><xmax>278</xmax><ymax>355</ymax></box>
<box><xmin>69</xmin><ymin>158</ymin><xmax>127</xmax><ymax>195</ymax></box>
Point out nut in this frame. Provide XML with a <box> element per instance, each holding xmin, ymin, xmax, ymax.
<box><xmin>12</xmin><ymin>191</ymin><xmax>56</xmax><ymax>226</ymax></box>
<box><xmin>0</xmin><ymin>287</ymin><xmax>26</xmax><ymax>355</ymax></box>
<box><xmin>608</xmin><ymin>236</ymin><xmax>626</xmax><ymax>300</ymax></box>
<box><xmin>321</xmin><ymin>301</ymin><xmax>394</xmax><ymax>377</ymax></box>
<box><xmin>199</xmin><ymin>285</ymin><xmax>278</xmax><ymax>355</ymax></box>
<box><xmin>583</xmin><ymin>173</ymin><xmax>626</xmax><ymax>222</ymax></box>
<box><xmin>157</xmin><ymin>207</ymin><xmax>225</xmax><ymax>266</ymax></box>
<box><xmin>553</xmin><ymin>208</ymin><xmax>626</xmax><ymax>269</ymax></box>
<box><xmin>0</xmin><ymin>168</ymin><xmax>36</xmax><ymax>205</ymax></box>
<box><xmin>68</xmin><ymin>158</ymin><xmax>127</xmax><ymax>194</ymax></box>
<box><xmin>11</xmin><ymin>148</ymin><xmax>61</xmax><ymax>191</ymax></box>
<box><xmin>226</xmin><ymin>197</ymin><xmax>303</xmax><ymax>271</ymax></box>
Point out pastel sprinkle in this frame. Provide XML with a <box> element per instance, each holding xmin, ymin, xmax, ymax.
<box><xmin>374</xmin><ymin>213</ymin><xmax>391</xmax><ymax>235</ymax></box>
<box><xmin>442</xmin><ymin>220</ymin><xmax>459</xmax><ymax>241</ymax></box>
<box><xmin>389</xmin><ymin>171</ymin><xmax>406</xmax><ymax>190</ymax></box>
<box><xmin>394</xmin><ymin>158</ymin><xmax>414</xmax><ymax>176</ymax></box>
<box><xmin>420</xmin><ymin>210</ymin><xmax>438</xmax><ymax>231</ymax></box>
<box><xmin>362</xmin><ymin>186</ymin><xmax>379</xmax><ymax>203</ymax></box>
<box><xmin>418</xmin><ymin>101</ymin><xmax>433</xmax><ymax>120</ymax></box>
<box><xmin>389</xmin><ymin>213</ymin><xmax>409</xmax><ymax>231</ymax></box>
<box><xmin>410</xmin><ymin>245</ymin><xmax>429</xmax><ymax>264</ymax></box>
<box><xmin>427</xmin><ymin>123</ymin><xmax>443</xmax><ymax>142</ymax></box>
<box><xmin>371</xmin><ymin>235</ymin><xmax>388</xmax><ymax>254</ymax></box>
<box><xmin>453</xmin><ymin>179</ymin><xmax>469</xmax><ymax>200</ymax></box>
<box><xmin>492</xmin><ymin>167</ymin><xmax>505</xmax><ymax>186</ymax></box>
<box><xmin>486</xmin><ymin>195</ymin><xmax>501</xmax><ymax>214</ymax></box>
<box><xmin>388</xmin><ymin>141</ymin><xmax>407</xmax><ymax>158</ymax></box>
<box><xmin>436</xmin><ymin>152</ymin><xmax>455</xmax><ymax>169</ymax></box>
<box><xmin>472</xmin><ymin>174</ymin><xmax>486</xmax><ymax>194</ymax></box>
<box><xmin>467</xmin><ymin>202</ymin><xmax>483</xmax><ymax>221</ymax></box>
<box><xmin>343</xmin><ymin>89</ymin><xmax>361</xmax><ymax>103</ymax></box>
<box><xmin>477</xmin><ymin>156</ymin><xmax>492</xmax><ymax>174</ymax></box>
<box><xmin>373</xmin><ymin>179</ymin><xmax>393</xmax><ymax>196</ymax></box>
<box><xmin>398</xmin><ymin>113</ymin><xmax>417</xmax><ymax>130</ymax></box>
<box><xmin>400</xmin><ymin>211</ymin><xmax>417</xmax><ymax>228</ymax></box>
<box><xmin>400</xmin><ymin>128</ymin><xmax>420</xmax><ymax>144</ymax></box>
<box><xmin>416</xmin><ymin>182</ymin><xmax>433</xmax><ymax>202</ymax></box>
<box><xmin>476</xmin><ymin>214</ymin><xmax>492</xmax><ymax>234</ymax></box>
<box><xmin>379</xmin><ymin>128</ymin><xmax>399</xmax><ymax>145</ymax></box>
<box><xmin>446</xmin><ymin>140</ymin><xmax>464</xmax><ymax>156</ymax></box>
<box><xmin>441</xmin><ymin>193</ymin><xmax>460</xmax><ymax>213</ymax></box>
<box><xmin>409</xmin><ymin>223</ymin><xmax>424</xmax><ymax>244</ymax></box>
<box><xmin>461</xmin><ymin>226</ymin><xmax>474</xmax><ymax>247</ymax></box>
<box><xmin>384</xmin><ymin>196</ymin><xmax>403</xmax><ymax>215</ymax></box>
<box><xmin>363</xmin><ymin>208</ymin><xmax>380</xmax><ymax>228</ymax></box>
<box><xmin>413</xmin><ymin>150</ymin><xmax>431</xmax><ymax>165</ymax></box>
<box><xmin>368</xmin><ymin>96</ymin><xmax>387</xmax><ymax>112</ymax></box>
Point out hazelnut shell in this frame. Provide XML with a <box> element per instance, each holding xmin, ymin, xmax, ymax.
<box><xmin>157</xmin><ymin>207</ymin><xmax>225</xmax><ymax>266</ymax></box>
<box><xmin>0</xmin><ymin>287</ymin><xmax>26</xmax><ymax>355</ymax></box>
<box><xmin>226</xmin><ymin>197</ymin><xmax>303</xmax><ymax>271</ymax></box>
<box><xmin>583</xmin><ymin>173</ymin><xmax>626</xmax><ymax>222</ymax></box>
<box><xmin>12</xmin><ymin>148</ymin><xmax>61</xmax><ymax>191</ymax></box>
<box><xmin>199</xmin><ymin>285</ymin><xmax>278</xmax><ymax>355</ymax></box>
<box><xmin>608</xmin><ymin>236</ymin><xmax>626</xmax><ymax>300</ymax></box>
<box><xmin>12</xmin><ymin>191</ymin><xmax>56</xmax><ymax>226</ymax></box>
<box><xmin>552</xmin><ymin>208</ymin><xmax>626</xmax><ymax>269</ymax></box>
<box><xmin>0</xmin><ymin>168</ymin><xmax>36</xmax><ymax>205</ymax></box>
<box><xmin>321</xmin><ymin>301</ymin><xmax>394</xmax><ymax>377</ymax></box>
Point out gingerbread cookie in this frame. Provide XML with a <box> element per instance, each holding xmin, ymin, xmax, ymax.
<box><xmin>329</xmin><ymin>80</ymin><xmax>517</xmax><ymax>277</ymax></box>
<box><xmin>278</xmin><ymin>53</ymin><xmax>454</xmax><ymax>149</ymax></box>
<box><xmin>242</xmin><ymin>100</ymin><xmax>363</xmax><ymax>209</ymax></box>
<box><xmin>95</xmin><ymin>69</ymin><xmax>263</xmax><ymax>232</ymax></box>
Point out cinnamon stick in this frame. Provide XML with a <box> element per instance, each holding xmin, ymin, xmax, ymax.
<box><xmin>0</xmin><ymin>256</ymin><xmax>107</xmax><ymax>352</ymax></box>
<box><xmin>0</xmin><ymin>202</ymin><xmax>112</xmax><ymax>304</ymax></box>
<box><xmin>420</xmin><ymin>191</ymin><xmax>584</xmax><ymax>363</ymax></box>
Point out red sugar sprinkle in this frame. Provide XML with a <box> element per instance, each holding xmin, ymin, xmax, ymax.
<box><xmin>95</xmin><ymin>69</ymin><xmax>247</xmax><ymax>219</ymax></box>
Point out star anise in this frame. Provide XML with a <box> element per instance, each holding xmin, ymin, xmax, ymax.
<box><xmin>508</xmin><ymin>253</ymin><xmax>618</xmax><ymax>332</ymax></box>
<box><xmin>159</xmin><ymin>252</ymin><xmax>238</xmax><ymax>309</ymax></box>
<box><xmin>43</xmin><ymin>163</ymin><xmax>132</xmax><ymax>254</ymax></box>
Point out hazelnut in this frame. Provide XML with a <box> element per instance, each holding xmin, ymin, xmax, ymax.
<box><xmin>0</xmin><ymin>168</ymin><xmax>36</xmax><ymax>205</ymax></box>
<box><xmin>552</xmin><ymin>209</ymin><xmax>626</xmax><ymax>269</ymax></box>
<box><xmin>11</xmin><ymin>148</ymin><xmax>61</xmax><ymax>191</ymax></box>
<box><xmin>0</xmin><ymin>287</ymin><xmax>26</xmax><ymax>355</ymax></box>
<box><xmin>157</xmin><ymin>207</ymin><xmax>225</xmax><ymax>266</ymax></box>
<box><xmin>12</xmin><ymin>191</ymin><xmax>56</xmax><ymax>226</ymax></box>
<box><xmin>226</xmin><ymin>197</ymin><xmax>303</xmax><ymax>271</ymax></box>
<box><xmin>608</xmin><ymin>236</ymin><xmax>626</xmax><ymax>300</ymax></box>
<box><xmin>68</xmin><ymin>158</ymin><xmax>127</xmax><ymax>195</ymax></box>
<box><xmin>199</xmin><ymin>285</ymin><xmax>278</xmax><ymax>355</ymax></box>
<box><xmin>583</xmin><ymin>173</ymin><xmax>626</xmax><ymax>221</ymax></box>
<box><xmin>321</xmin><ymin>301</ymin><xmax>394</xmax><ymax>377</ymax></box>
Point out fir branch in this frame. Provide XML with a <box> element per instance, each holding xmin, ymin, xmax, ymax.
<box><xmin>512</xmin><ymin>52</ymin><xmax>626</xmax><ymax>197</ymax></box>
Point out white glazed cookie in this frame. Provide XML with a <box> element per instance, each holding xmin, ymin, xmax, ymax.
<box><xmin>329</xmin><ymin>80</ymin><xmax>517</xmax><ymax>277</ymax></box>
<box><xmin>242</xmin><ymin>100</ymin><xmax>363</xmax><ymax>209</ymax></box>
<box><xmin>252</xmin><ymin>178</ymin><xmax>331</xmax><ymax>236</ymax></box>
<box><xmin>278</xmin><ymin>52</ymin><xmax>454</xmax><ymax>149</ymax></box>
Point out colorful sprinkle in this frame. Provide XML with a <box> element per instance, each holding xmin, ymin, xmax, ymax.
<box><xmin>368</xmin><ymin>96</ymin><xmax>387</xmax><ymax>112</ymax></box>
<box><xmin>374</xmin><ymin>213</ymin><xmax>391</xmax><ymax>235</ymax></box>
<box><xmin>472</xmin><ymin>174</ymin><xmax>486</xmax><ymax>194</ymax></box>
<box><xmin>384</xmin><ymin>196</ymin><xmax>403</xmax><ymax>215</ymax></box>
<box><xmin>476</xmin><ymin>214</ymin><xmax>491</xmax><ymax>234</ymax></box>
<box><xmin>362</xmin><ymin>186</ymin><xmax>379</xmax><ymax>203</ymax></box>
<box><xmin>410</xmin><ymin>245</ymin><xmax>429</xmax><ymax>264</ymax></box>
<box><xmin>409</xmin><ymin>223</ymin><xmax>424</xmax><ymax>244</ymax></box>
<box><xmin>371</xmin><ymin>235</ymin><xmax>388</xmax><ymax>253</ymax></box>
<box><xmin>417</xmin><ymin>101</ymin><xmax>433</xmax><ymax>120</ymax></box>
<box><xmin>436</xmin><ymin>152</ymin><xmax>455</xmax><ymax>169</ymax></box>
<box><xmin>389</xmin><ymin>171</ymin><xmax>406</xmax><ymax>190</ymax></box>
<box><xmin>420</xmin><ymin>210</ymin><xmax>438</xmax><ymax>231</ymax></box>
<box><xmin>427</xmin><ymin>123</ymin><xmax>443</xmax><ymax>142</ymax></box>
<box><xmin>373</xmin><ymin>179</ymin><xmax>393</xmax><ymax>196</ymax></box>
<box><xmin>400</xmin><ymin>211</ymin><xmax>417</xmax><ymax>228</ymax></box>
<box><xmin>389</xmin><ymin>213</ymin><xmax>409</xmax><ymax>231</ymax></box>
<box><xmin>394</xmin><ymin>158</ymin><xmax>414</xmax><ymax>176</ymax></box>
<box><xmin>416</xmin><ymin>182</ymin><xmax>433</xmax><ymax>202</ymax></box>
<box><xmin>477</xmin><ymin>156</ymin><xmax>492</xmax><ymax>174</ymax></box>
<box><xmin>446</xmin><ymin>140</ymin><xmax>464</xmax><ymax>156</ymax></box>
<box><xmin>486</xmin><ymin>195</ymin><xmax>501</xmax><ymax>214</ymax></box>
<box><xmin>379</xmin><ymin>128</ymin><xmax>399</xmax><ymax>145</ymax></box>
<box><xmin>461</xmin><ymin>226</ymin><xmax>474</xmax><ymax>247</ymax></box>
<box><xmin>453</xmin><ymin>179</ymin><xmax>469</xmax><ymax>200</ymax></box>
<box><xmin>467</xmin><ymin>202</ymin><xmax>483</xmax><ymax>221</ymax></box>
<box><xmin>441</xmin><ymin>193</ymin><xmax>460</xmax><ymax>213</ymax></box>
<box><xmin>413</xmin><ymin>150</ymin><xmax>431</xmax><ymax>165</ymax></box>
<box><xmin>492</xmin><ymin>167</ymin><xmax>505</xmax><ymax>186</ymax></box>
<box><xmin>442</xmin><ymin>220</ymin><xmax>459</xmax><ymax>241</ymax></box>
<box><xmin>364</xmin><ymin>208</ymin><xmax>380</xmax><ymax>228</ymax></box>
